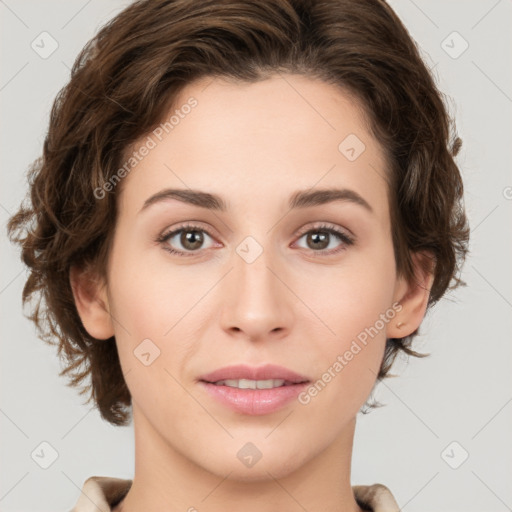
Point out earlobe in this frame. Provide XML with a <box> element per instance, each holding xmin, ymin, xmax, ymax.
<box><xmin>387</xmin><ymin>251</ymin><xmax>435</xmax><ymax>339</ymax></box>
<box><xmin>69</xmin><ymin>265</ymin><xmax>115</xmax><ymax>340</ymax></box>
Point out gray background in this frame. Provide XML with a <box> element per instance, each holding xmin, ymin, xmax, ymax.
<box><xmin>1</xmin><ymin>1</ymin><xmax>511</xmax><ymax>511</ymax></box>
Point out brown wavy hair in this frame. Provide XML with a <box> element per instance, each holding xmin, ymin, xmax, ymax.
<box><xmin>7</xmin><ymin>0</ymin><xmax>470</xmax><ymax>425</ymax></box>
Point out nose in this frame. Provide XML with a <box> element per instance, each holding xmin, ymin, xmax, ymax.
<box><xmin>219</xmin><ymin>244</ymin><xmax>294</xmax><ymax>341</ymax></box>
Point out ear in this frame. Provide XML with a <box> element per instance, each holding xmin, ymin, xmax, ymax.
<box><xmin>69</xmin><ymin>264</ymin><xmax>115</xmax><ymax>340</ymax></box>
<box><xmin>386</xmin><ymin>251</ymin><xmax>435</xmax><ymax>339</ymax></box>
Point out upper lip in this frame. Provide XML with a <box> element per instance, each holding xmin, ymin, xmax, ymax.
<box><xmin>199</xmin><ymin>364</ymin><xmax>310</xmax><ymax>384</ymax></box>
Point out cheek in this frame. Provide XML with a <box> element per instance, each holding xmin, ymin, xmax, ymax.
<box><xmin>299</xmin><ymin>250</ymin><xmax>396</xmax><ymax>344</ymax></box>
<box><xmin>107</xmin><ymin>235</ymin><xmax>199</xmax><ymax>338</ymax></box>
<box><xmin>106</xmin><ymin>253</ymin><xmax>203</xmax><ymax>423</ymax></box>
<box><xmin>106</xmin><ymin>246</ymin><xmax>212</xmax><ymax>406</ymax></box>
<box><xmin>296</xmin><ymin>285</ymin><xmax>392</xmax><ymax>425</ymax></box>
<box><xmin>296</xmin><ymin>247</ymin><xmax>396</xmax><ymax>399</ymax></box>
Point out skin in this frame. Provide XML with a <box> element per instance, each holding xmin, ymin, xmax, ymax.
<box><xmin>71</xmin><ymin>74</ymin><xmax>433</xmax><ymax>512</ymax></box>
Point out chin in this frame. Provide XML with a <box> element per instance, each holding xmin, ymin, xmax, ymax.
<box><xmin>195</xmin><ymin>440</ymin><xmax>311</xmax><ymax>482</ymax></box>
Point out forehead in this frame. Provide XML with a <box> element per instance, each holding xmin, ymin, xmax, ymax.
<box><xmin>118</xmin><ymin>74</ymin><xmax>390</xmax><ymax>226</ymax></box>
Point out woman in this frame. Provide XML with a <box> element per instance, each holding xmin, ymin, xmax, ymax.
<box><xmin>7</xmin><ymin>0</ymin><xmax>469</xmax><ymax>510</ymax></box>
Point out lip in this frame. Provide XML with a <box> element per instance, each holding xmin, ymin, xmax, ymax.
<box><xmin>198</xmin><ymin>364</ymin><xmax>310</xmax><ymax>416</ymax></box>
<box><xmin>198</xmin><ymin>364</ymin><xmax>310</xmax><ymax>384</ymax></box>
<box><xmin>199</xmin><ymin>381</ymin><xmax>309</xmax><ymax>415</ymax></box>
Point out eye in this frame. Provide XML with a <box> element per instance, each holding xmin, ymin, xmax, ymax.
<box><xmin>156</xmin><ymin>222</ymin><xmax>355</xmax><ymax>258</ymax></box>
<box><xmin>156</xmin><ymin>223</ymin><xmax>216</xmax><ymax>257</ymax></box>
<box><xmin>294</xmin><ymin>223</ymin><xmax>354</xmax><ymax>255</ymax></box>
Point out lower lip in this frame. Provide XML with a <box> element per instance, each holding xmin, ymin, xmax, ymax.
<box><xmin>199</xmin><ymin>381</ymin><xmax>309</xmax><ymax>415</ymax></box>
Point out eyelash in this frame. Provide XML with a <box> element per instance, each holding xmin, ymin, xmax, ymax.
<box><xmin>156</xmin><ymin>222</ymin><xmax>355</xmax><ymax>258</ymax></box>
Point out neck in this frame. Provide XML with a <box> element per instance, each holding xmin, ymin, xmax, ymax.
<box><xmin>114</xmin><ymin>404</ymin><xmax>364</xmax><ymax>512</ymax></box>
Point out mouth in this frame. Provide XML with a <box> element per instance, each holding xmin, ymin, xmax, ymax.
<box><xmin>198</xmin><ymin>363</ymin><xmax>310</xmax><ymax>385</ymax></box>
<box><xmin>197</xmin><ymin>365</ymin><xmax>311</xmax><ymax>415</ymax></box>
<box><xmin>198</xmin><ymin>365</ymin><xmax>311</xmax><ymax>416</ymax></box>
<box><xmin>201</xmin><ymin>378</ymin><xmax>309</xmax><ymax>389</ymax></box>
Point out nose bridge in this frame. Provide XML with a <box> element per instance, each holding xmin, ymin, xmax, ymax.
<box><xmin>220</xmin><ymin>235</ymin><xmax>292</xmax><ymax>337</ymax></box>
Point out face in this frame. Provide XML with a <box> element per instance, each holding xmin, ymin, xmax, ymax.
<box><xmin>93</xmin><ymin>74</ymin><xmax>410</xmax><ymax>480</ymax></box>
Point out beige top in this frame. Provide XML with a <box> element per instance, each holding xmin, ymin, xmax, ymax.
<box><xmin>70</xmin><ymin>475</ymin><xmax>400</xmax><ymax>512</ymax></box>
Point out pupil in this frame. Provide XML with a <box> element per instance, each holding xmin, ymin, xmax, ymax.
<box><xmin>182</xmin><ymin>230</ymin><xmax>203</xmax><ymax>250</ymax></box>
<box><xmin>309</xmin><ymin>231</ymin><xmax>328</xmax><ymax>250</ymax></box>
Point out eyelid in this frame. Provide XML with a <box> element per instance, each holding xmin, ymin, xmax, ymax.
<box><xmin>156</xmin><ymin>222</ymin><xmax>217</xmax><ymax>246</ymax></box>
<box><xmin>294</xmin><ymin>221</ymin><xmax>354</xmax><ymax>239</ymax></box>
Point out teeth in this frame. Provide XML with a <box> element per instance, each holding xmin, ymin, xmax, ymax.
<box><xmin>214</xmin><ymin>378</ymin><xmax>286</xmax><ymax>389</ymax></box>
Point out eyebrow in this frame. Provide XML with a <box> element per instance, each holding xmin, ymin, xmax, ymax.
<box><xmin>139</xmin><ymin>187</ymin><xmax>373</xmax><ymax>214</ymax></box>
